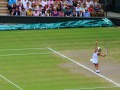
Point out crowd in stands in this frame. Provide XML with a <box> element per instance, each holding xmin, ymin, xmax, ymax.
<box><xmin>7</xmin><ymin>0</ymin><xmax>104</xmax><ymax>17</ymax></box>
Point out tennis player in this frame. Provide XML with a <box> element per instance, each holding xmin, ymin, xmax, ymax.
<box><xmin>90</xmin><ymin>40</ymin><xmax>108</xmax><ymax>73</ymax></box>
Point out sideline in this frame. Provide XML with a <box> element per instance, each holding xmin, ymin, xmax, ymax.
<box><xmin>48</xmin><ymin>47</ymin><xmax>120</xmax><ymax>87</ymax></box>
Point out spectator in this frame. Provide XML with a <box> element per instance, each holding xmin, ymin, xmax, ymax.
<box><xmin>72</xmin><ymin>9</ymin><xmax>76</xmax><ymax>17</ymax></box>
<box><xmin>75</xmin><ymin>4</ymin><xmax>81</xmax><ymax>17</ymax></box>
<box><xmin>57</xmin><ymin>3</ymin><xmax>61</xmax><ymax>12</ymax></box>
<box><xmin>66</xmin><ymin>0</ymin><xmax>73</xmax><ymax>9</ymax></box>
<box><xmin>41</xmin><ymin>0</ymin><xmax>48</xmax><ymax>7</ymax></box>
<box><xmin>18</xmin><ymin>2</ymin><xmax>23</xmax><ymax>12</ymax></box>
<box><xmin>20</xmin><ymin>8</ymin><xmax>26</xmax><ymax>16</ymax></box>
<box><xmin>65</xmin><ymin>7</ymin><xmax>72</xmax><ymax>17</ymax></box>
<box><xmin>86</xmin><ymin>0</ymin><xmax>93</xmax><ymax>8</ymax></box>
<box><xmin>59</xmin><ymin>9</ymin><xmax>65</xmax><ymax>16</ymax></box>
<box><xmin>47</xmin><ymin>0</ymin><xmax>54</xmax><ymax>7</ymax></box>
<box><xmin>51</xmin><ymin>8</ymin><xmax>59</xmax><ymax>16</ymax></box>
<box><xmin>12</xmin><ymin>7</ymin><xmax>20</xmax><ymax>16</ymax></box>
<box><xmin>33</xmin><ymin>9</ymin><xmax>39</xmax><ymax>16</ymax></box>
<box><xmin>26</xmin><ymin>7</ymin><xmax>33</xmax><ymax>16</ymax></box>
<box><xmin>53</xmin><ymin>0</ymin><xmax>59</xmax><ymax>9</ymax></box>
<box><xmin>45</xmin><ymin>9</ymin><xmax>51</xmax><ymax>16</ymax></box>
<box><xmin>83</xmin><ymin>9</ymin><xmax>90</xmax><ymax>17</ymax></box>
<box><xmin>88</xmin><ymin>4</ymin><xmax>96</xmax><ymax>17</ymax></box>
<box><xmin>7</xmin><ymin>4</ymin><xmax>12</xmax><ymax>15</ymax></box>
<box><xmin>79</xmin><ymin>10</ymin><xmax>83</xmax><ymax>17</ymax></box>
<box><xmin>12</xmin><ymin>3</ymin><xmax>17</xmax><ymax>11</ymax></box>
<box><xmin>95</xmin><ymin>4</ymin><xmax>104</xmax><ymax>17</ymax></box>
<box><xmin>22</xmin><ymin>0</ymin><xmax>28</xmax><ymax>9</ymax></box>
<box><xmin>17</xmin><ymin>0</ymin><xmax>22</xmax><ymax>6</ymax></box>
<box><xmin>41</xmin><ymin>9</ymin><xmax>45</xmax><ymax>16</ymax></box>
<box><xmin>31</xmin><ymin>3</ymin><xmax>36</xmax><ymax>11</ymax></box>
<box><xmin>93</xmin><ymin>0</ymin><xmax>99</xmax><ymax>7</ymax></box>
<box><xmin>61</xmin><ymin>0</ymin><xmax>67</xmax><ymax>12</ymax></box>
<box><xmin>28</xmin><ymin>0</ymin><xmax>33</xmax><ymax>6</ymax></box>
<box><xmin>73</xmin><ymin>0</ymin><xmax>78</xmax><ymax>7</ymax></box>
<box><xmin>24</xmin><ymin>2</ymin><xmax>31</xmax><ymax>11</ymax></box>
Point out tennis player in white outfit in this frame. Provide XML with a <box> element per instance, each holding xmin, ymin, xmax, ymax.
<box><xmin>90</xmin><ymin>40</ymin><xmax>108</xmax><ymax>73</ymax></box>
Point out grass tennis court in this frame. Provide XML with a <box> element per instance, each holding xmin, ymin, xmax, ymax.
<box><xmin>0</xmin><ymin>27</ymin><xmax>120</xmax><ymax>90</ymax></box>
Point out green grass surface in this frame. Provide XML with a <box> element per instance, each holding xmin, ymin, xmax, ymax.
<box><xmin>0</xmin><ymin>27</ymin><xmax>120</xmax><ymax>90</ymax></box>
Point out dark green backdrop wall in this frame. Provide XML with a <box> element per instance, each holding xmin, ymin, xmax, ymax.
<box><xmin>99</xmin><ymin>0</ymin><xmax>120</xmax><ymax>13</ymax></box>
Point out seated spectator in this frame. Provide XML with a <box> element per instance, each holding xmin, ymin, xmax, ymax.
<box><xmin>65</xmin><ymin>7</ymin><xmax>72</xmax><ymax>17</ymax></box>
<box><xmin>61</xmin><ymin>0</ymin><xmax>67</xmax><ymax>12</ymax></box>
<box><xmin>26</xmin><ymin>7</ymin><xmax>33</xmax><ymax>16</ymax></box>
<box><xmin>57</xmin><ymin>3</ymin><xmax>62</xmax><ymax>12</ymax></box>
<box><xmin>28</xmin><ymin>0</ymin><xmax>33</xmax><ymax>6</ymax></box>
<box><xmin>86</xmin><ymin>0</ymin><xmax>93</xmax><ymax>8</ymax></box>
<box><xmin>66</xmin><ymin>0</ymin><xmax>73</xmax><ymax>9</ymax></box>
<box><xmin>41</xmin><ymin>0</ymin><xmax>48</xmax><ymax>7</ymax></box>
<box><xmin>79</xmin><ymin>0</ymin><xmax>85</xmax><ymax>6</ymax></box>
<box><xmin>18</xmin><ymin>2</ymin><xmax>23</xmax><ymax>12</ymax></box>
<box><xmin>93</xmin><ymin>0</ymin><xmax>99</xmax><ymax>7</ymax></box>
<box><xmin>45</xmin><ymin>9</ymin><xmax>51</xmax><ymax>16</ymax></box>
<box><xmin>88</xmin><ymin>4</ymin><xmax>96</xmax><ymax>17</ymax></box>
<box><xmin>53</xmin><ymin>0</ymin><xmax>59</xmax><ymax>9</ymax></box>
<box><xmin>59</xmin><ymin>9</ymin><xmax>65</xmax><ymax>16</ymax></box>
<box><xmin>33</xmin><ymin>9</ymin><xmax>39</xmax><ymax>16</ymax></box>
<box><xmin>51</xmin><ymin>8</ymin><xmax>59</xmax><ymax>16</ymax></box>
<box><xmin>94</xmin><ymin>4</ymin><xmax>104</xmax><ymax>17</ymax></box>
<box><xmin>17</xmin><ymin>0</ymin><xmax>22</xmax><ymax>6</ymax></box>
<box><xmin>7</xmin><ymin>4</ymin><xmax>12</xmax><ymax>15</ymax></box>
<box><xmin>80</xmin><ymin>4</ymin><xmax>86</xmax><ymax>13</ymax></box>
<box><xmin>22</xmin><ymin>0</ymin><xmax>28</xmax><ymax>9</ymax></box>
<box><xmin>12</xmin><ymin>3</ymin><xmax>17</xmax><ymax>11</ymax></box>
<box><xmin>31</xmin><ymin>3</ymin><xmax>36</xmax><ymax>11</ymax></box>
<box><xmin>72</xmin><ymin>9</ymin><xmax>76</xmax><ymax>17</ymax></box>
<box><xmin>83</xmin><ymin>9</ymin><xmax>90</xmax><ymax>17</ymax></box>
<box><xmin>73</xmin><ymin>0</ymin><xmax>78</xmax><ymax>7</ymax></box>
<box><xmin>47</xmin><ymin>0</ymin><xmax>54</xmax><ymax>7</ymax></box>
<box><xmin>34</xmin><ymin>0</ymin><xmax>40</xmax><ymax>6</ymax></box>
<box><xmin>24</xmin><ymin>2</ymin><xmax>31</xmax><ymax>11</ymax></box>
<box><xmin>20</xmin><ymin>8</ymin><xmax>26</xmax><ymax>16</ymax></box>
<box><xmin>41</xmin><ymin>9</ymin><xmax>45</xmax><ymax>16</ymax></box>
<box><xmin>12</xmin><ymin>7</ymin><xmax>20</xmax><ymax>16</ymax></box>
<box><xmin>75</xmin><ymin>4</ymin><xmax>81</xmax><ymax>17</ymax></box>
<box><xmin>79</xmin><ymin>10</ymin><xmax>83</xmax><ymax>17</ymax></box>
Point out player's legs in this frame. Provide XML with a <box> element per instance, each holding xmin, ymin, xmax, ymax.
<box><xmin>94</xmin><ymin>63</ymin><xmax>100</xmax><ymax>73</ymax></box>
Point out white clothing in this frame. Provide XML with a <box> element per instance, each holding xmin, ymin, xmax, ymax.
<box><xmin>90</xmin><ymin>52</ymin><xmax>99</xmax><ymax>64</ymax></box>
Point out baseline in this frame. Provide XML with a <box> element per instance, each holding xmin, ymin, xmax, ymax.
<box><xmin>65</xmin><ymin>86</ymin><xmax>119</xmax><ymax>90</ymax></box>
<box><xmin>0</xmin><ymin>52</ymin><xmax>53</xmax><ymax>57</ymax></box>
<box><xmin>0</xmin><ymin>47</ymin><xmax>47</xmax><ymax>51</ymax></box>
<box><xmin>0</xmin><ymin>74</ymin><xmax>23</xmax><ymax>90</ymax></box>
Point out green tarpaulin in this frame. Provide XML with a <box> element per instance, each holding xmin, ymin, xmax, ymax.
<box><xmin>0</xmin><ymin>18</ymin><xmax>114</xmax><ymax>31</ymax></box>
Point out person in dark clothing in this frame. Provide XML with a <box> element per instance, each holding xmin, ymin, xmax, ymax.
<box><xmin>12</xmin><ymin>7</ymin><xmax>20</xmax><ymax>16</ymax></box>
<box><xmin>65</xmin><ymin>7</ymin><xmax>72</xmax><ymax>16</ymax></box>
<box><xmin>7</xmin><ymin>4</ymin><xmax>12</xmax><ymax>15</ymax></box>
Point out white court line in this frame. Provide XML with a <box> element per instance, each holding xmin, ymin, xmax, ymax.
<box><xmin>0</xmin><ymin>52</ymin><xmax>53</xmax><ymax>57</ymax></box>
<box><xmin>64</xmin><ymin>86</ymin><xmax>119</xmax><ymax>90</ymax></box>
<box><xmin>0</xmin><ymin>74</ymin><xmax>23</xmax><ymax>90</ymax></box>
<box><xmin>47</xmin><ymin>47</ymin><xmax>120</xmax><ymax>87</ymax></box>
<box><xmin>0</xmin><ymin>47</ymin><xmax>47</xmax><ymax>51</ymax></box>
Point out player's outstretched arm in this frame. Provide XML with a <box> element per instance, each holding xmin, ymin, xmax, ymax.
<box><xmin>99</xmin><ymin>53</ymin><xmax>108</xmax><ymax>57</ymax></box>
<box><xmin>95</xmin><ymin>40</ymin><xmax>98</xmax><ymax>52</ymax></box>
